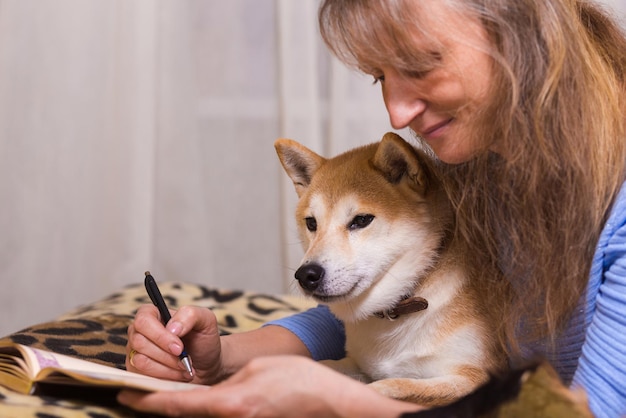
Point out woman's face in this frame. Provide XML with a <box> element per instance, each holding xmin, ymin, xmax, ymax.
<box><xmin>373</xmin><ymin>4</ymin><xmax>494</xmax><ymax>164</ymax></box>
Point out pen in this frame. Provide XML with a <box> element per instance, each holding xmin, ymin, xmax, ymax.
<box><xmin>144</xmin><ymin>271</ymin><xmax>193</xmax><ymax>376</ymax></box>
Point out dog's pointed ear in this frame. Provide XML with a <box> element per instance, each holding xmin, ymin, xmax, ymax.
<box><xmin>372</xmin><ymin>132</ymin><xmax>429</xmax><ymax>194</ymax></box>
<box><xmin>275</xmin><ymin>138</ymin><xmax>326</xmax><ymax>197</ymax></box>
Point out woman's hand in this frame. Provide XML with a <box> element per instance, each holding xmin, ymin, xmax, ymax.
<box><xmin>118</xmin><ymin>355</ymin><xmax>421</xmax><ymax>418</ymax></box>
<box><xmin>125</xmin><ymin>304</ymin><xmax>223</xmax><ymax>385</ymax></box>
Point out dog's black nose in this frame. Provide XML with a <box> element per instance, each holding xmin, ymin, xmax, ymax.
<box><xmin>294</xmin><ymin>263</ymin><xmax>325</xmax><ymax>292</ymax></box>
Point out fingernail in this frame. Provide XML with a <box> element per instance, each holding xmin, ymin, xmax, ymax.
<box><xmin>167</xmin><ymin>321</ymin><xmax>182</xmax><ymax>335</ymax></box>
<box><xmin>168</xmin><ymin>343</ymin><xmax>182</xmax><ymax>355</ymax></box>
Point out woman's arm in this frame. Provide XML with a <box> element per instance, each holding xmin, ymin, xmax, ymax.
<box><xmin>572</xmin><ymin>185</ymin><xmax>626</xmax><ymax>418</ymax></box>
<box><xmin>218</xmin><ymin>324</ymin><xmax>312</xmax><ymax>378</ymax></box>
<box><xmin>119</xmin><ymin>355</ymin><xmax>422</xmax><ymax>418</ymax></box>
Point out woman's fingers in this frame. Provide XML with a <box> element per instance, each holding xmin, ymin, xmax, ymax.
<box><xmin>126</xmin><ymin>304</ymin><xmax>191</xmax><ymax>380</ymax></box>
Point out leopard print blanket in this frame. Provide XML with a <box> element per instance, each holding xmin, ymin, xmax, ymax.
<box><xmin>0</xmin><ymin>282</ymin><xmax>316</xmax><ymax>418</ymax></box>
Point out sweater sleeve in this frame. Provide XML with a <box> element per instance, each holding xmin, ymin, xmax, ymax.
<box><xmin>572</xmin><ymin>189</ymin><xmax>626</xmax><ymax>418</ymax></box>
<box><xmin>263</xmin><ymin>304</ymin><xmax>346</xmax><ymax>361</ymax></box>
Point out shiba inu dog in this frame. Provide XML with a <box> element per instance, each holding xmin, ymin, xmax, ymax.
<box><xmin>275</xmin><ymin>132</ymin><xmax>506</xmax><ymax>407</ymax></box>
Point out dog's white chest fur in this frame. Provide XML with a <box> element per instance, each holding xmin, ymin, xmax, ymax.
<box><xmin>338</xmin><ymin>264</ymin><xmax>487</xmax><ymax>381</ymax></box>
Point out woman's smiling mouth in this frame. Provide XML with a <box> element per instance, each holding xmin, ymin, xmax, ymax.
<box><xmin>421</xmin><ymin>118</ymin><xmax>454</xmax><ymax>140</ymax></box>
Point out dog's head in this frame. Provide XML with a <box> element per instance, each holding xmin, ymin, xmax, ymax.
<box><xmin>275</xmin><ymin>132</ymin><xmax>449</xmax><ymax>321</ymax></box>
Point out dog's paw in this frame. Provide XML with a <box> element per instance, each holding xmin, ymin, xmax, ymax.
<box><xmin>368</xmin><ymin>379</ymin><xmax>406</xmax><ymax>399</ymax></box>
<box><xmin>368</xmin><ymin>378</ymin><xmax>465</xmax><ymax>407</ymax></box>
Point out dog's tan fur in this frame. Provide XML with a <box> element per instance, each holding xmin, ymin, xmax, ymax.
<box><xmin>275</xmin><ymin>132</ymin><xmax>506</xmax><ymax>407</ymax></box>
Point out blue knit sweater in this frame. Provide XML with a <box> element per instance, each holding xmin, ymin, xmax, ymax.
<box><xmin>267</xmin><ymin>182</ymin><xmax>626</xmax><ymax>417</ymax></box>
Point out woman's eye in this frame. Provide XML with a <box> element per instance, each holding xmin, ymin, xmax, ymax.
<box><xmin>305</xmin><ymin>217</ymin><xmax>317</xmax><ymax>232</ymax></box>
<box><xmin>349</xmin><ymin>214</ymin><xmax>375</xmax><ymax>230</ymax></box>
<box><xmin>372</xmin><ymin>74</ymin><xmax>385</xmax><ymax>84</ymax></box>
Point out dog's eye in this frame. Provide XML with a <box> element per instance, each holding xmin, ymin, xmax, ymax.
<box><xmin>349</xmin><ymin>214</ymin><xmax>374</xmax><ymax>230</ymax></box>
<box><xmin>305</xmin><ymin>217</ymin><xmax>317</xmax><ymax>232</ymax></box>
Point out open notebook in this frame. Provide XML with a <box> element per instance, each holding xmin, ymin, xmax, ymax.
<box><xmin>0</xmin><ymin>342</ymin><xmax>204</xmax><ymax>395</ymax></box>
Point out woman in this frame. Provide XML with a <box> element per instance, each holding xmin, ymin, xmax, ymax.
<box><xmin>118</xmin><ymin>0</ymin><xmax>626</xmax><ymax>417</ymax></box>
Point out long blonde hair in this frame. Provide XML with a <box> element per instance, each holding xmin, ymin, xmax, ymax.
<box><xmin>319</xmin><ymin>0</ymin><xmax>626</xmax><ymax>354</ymax></box>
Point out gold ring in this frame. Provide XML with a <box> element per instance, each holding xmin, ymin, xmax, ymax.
<box><xmin>129</xmin><ymin>349</ymin><xmax>138</xmax><ymax>367</ymax></box>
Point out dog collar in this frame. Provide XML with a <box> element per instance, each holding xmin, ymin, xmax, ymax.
<box><xmin>373</xmin><ymin>296</ymin><xmax>428</xmax><ymax>320</ymax></box>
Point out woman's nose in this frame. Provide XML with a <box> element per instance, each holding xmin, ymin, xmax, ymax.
<box><xmin>381</xmin><ymin>74</ymin><xmax>426</xmax><ymax>130</ymax></box>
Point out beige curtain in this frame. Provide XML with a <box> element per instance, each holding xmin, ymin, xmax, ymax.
<box><xmin>0</xmin><ymin>0</ymin><xmax>393</xmax><ymax>335</ymax></box>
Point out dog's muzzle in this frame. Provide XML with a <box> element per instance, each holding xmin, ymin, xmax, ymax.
<box><xmin>294</xmin><ymin>263</ymin><xmax>325</xmax><ymax>292</ymax></box>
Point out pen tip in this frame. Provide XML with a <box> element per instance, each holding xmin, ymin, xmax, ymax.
<box><xmin>144</xmin><ymin>271</ymin><xmax>151</xmax><ymax>277</ymax></box>
<box><xmin>181</xmin><ymin>356</ymin><xmax>193</xmax><ymax>377</ymax></box>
